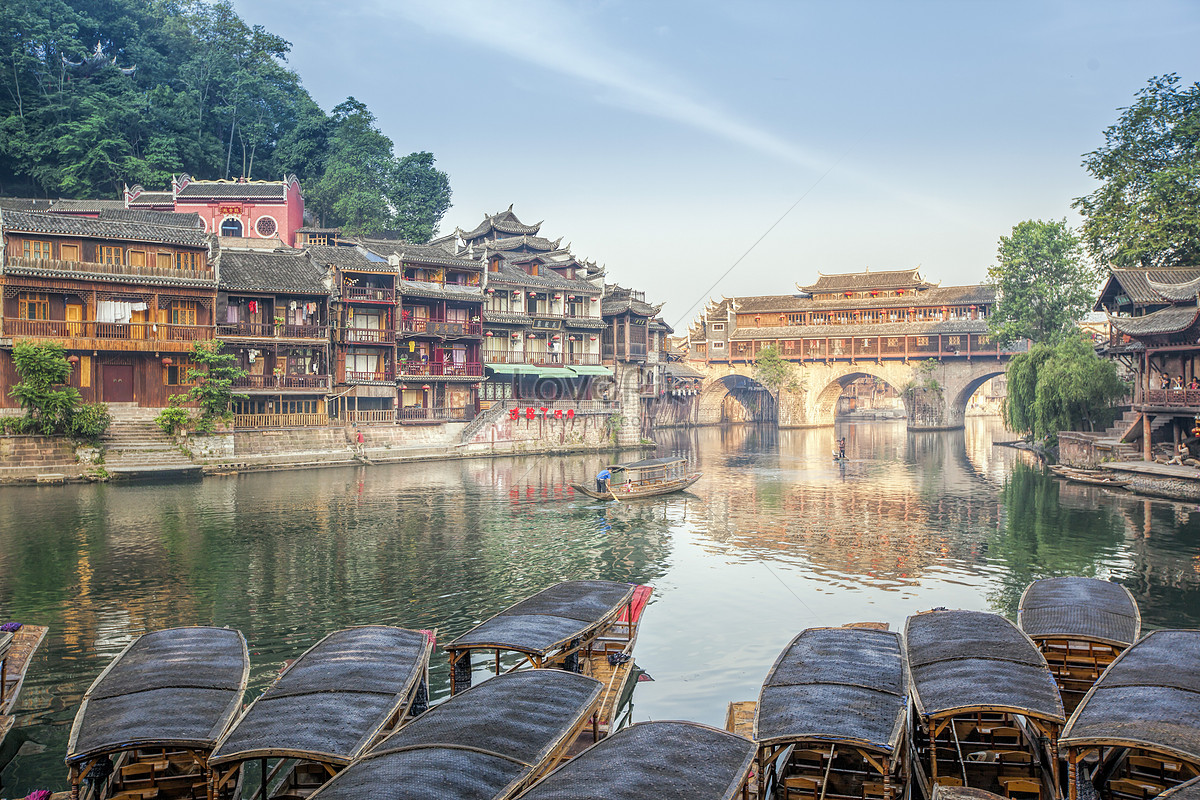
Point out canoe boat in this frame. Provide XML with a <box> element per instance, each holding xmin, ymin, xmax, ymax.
<box><xmin>1017</xmin><ymin>577</ymin><xmax>1140</xmax><ymax>713</ymax></box>
<box><xmin>65</xmin><ymin>626</ymin><xmax>249</xmax><ymax>800</ymax></box>
<box><xmin>1049</xmin><ymin>464</ymin><xmax>1129</xmax><ymax>488</ymax></box>
<box><xmin>754</xmin><ymin>626</ymin><xmax>910</xmax><ymax>800</ymax></box>
<box><xmin>304</xmin><ymin>671</ymin><xmax>602</xmax><ymax>800</ymax></box>
<box><xmin>445</xmin><ymin>580</ymin><xmax>651</xmax><ymax>742</ymax></box>
<box><xmin>570</xmin><ymin>456</ymin><xmax>701</xmax><ymax>500</ymax></box>
<box><xmin>906</xmin><ymin>610</ymin><xmax>1065</xmax><ymax>800</ymax></box>
<box><xmin>208</xmin><ymin>625</ymin><xmax>435</xmax><ymax>800</ymax></box>
<box><xmin>1061</xmin><ymin>630</ymin><xmax>1200</xmax><ymax>800</ymax></box>
<box><xmin>0</xmin><ymin>623</ymin><xmax>49</xmax><ymax>745</ymax></box>
<box><xmin>511</xmin><ymin>720</ymin><xmax>756</xmax><ymax>800</ymax></box>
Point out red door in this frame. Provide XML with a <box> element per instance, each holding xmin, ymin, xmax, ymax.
<box><xmin>102</xmin><ymin>365</ymin><xmax>135</xmax><ymax>402</ymax></box>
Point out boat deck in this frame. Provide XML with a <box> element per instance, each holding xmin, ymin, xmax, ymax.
<box><xmin>1</xmin><ymin>624</ymin><xmax>49</xmax><ymax>738</ymax></box>
<box><xmin>578</xmin><ymin>585</ymin><xmax>652</xmax><ymax>742</ymax></box>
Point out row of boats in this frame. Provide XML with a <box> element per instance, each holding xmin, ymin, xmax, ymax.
<box><xmin>16</xmin><ymin>575</ymin><xmax>1200</xmax><ymax>800</ymax></box>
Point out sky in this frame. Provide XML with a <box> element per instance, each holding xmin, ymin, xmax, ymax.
<box><xmin>233</xmin><ymin>0</ymin><xmax>1200</xmax><ymax>330</ymax></box>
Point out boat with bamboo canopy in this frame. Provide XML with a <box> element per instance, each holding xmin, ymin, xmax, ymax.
<box><xmin>1018</xmin><ymin>577</ymin><xmax>1141</xmax><ymax>713</ymax></box>
<box><xmin>65</xmin><ymin>626</ymin><xmax>249</xmax><ymax>800</ymax></box>
<box><xmin>1061</xmin><ymin>630</ymin><xmax>1200</xmax><ymax>800</ymax></box>
<box><xmin>302</xmin><ymin>670</ymin><xmax>602</xmax><ymax>800</ymax></box>
<box><xmin>207</xmin><ymin>626</ymin><xmax>435</xmax><ymax>800</ymax></box>
<box><xmin>0</xmin><ymin>623</ymin><xmax>49</xmax><ymax>745</ymax></box>
<box><xmin>445</xmin><ymin>580</ymin><xmax>651</xmax><ymax>741</ymax></box>
<box><xmin>511</xmin><ymin>720</ymin><xmax>757</xmax><ymax>800</ymax></box>
<box><xmin>570</xmin><ymin>456</ymin><xmax>701</xmax><ymax>500</ymax></box>
<box><xmin>1160</xmin><ymin>777</ymin><xmax>1200</xmax><ymax>800</ymax></box>
<box><xmin>905</xmin><ymin>610</ymin><xmax>1065</xmax><ymax>800</ymax></box>
<box><xmin>754</xmin><ymin>626</ymin><xmax>910</xmax><ymax>800</ymax></box>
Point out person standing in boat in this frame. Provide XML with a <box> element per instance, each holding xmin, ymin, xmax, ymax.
<box><xmin>596</xmin><ymin>468</ymin><xmax>612</xmax><ymax>493</ymax></box>
<box><xmin>837</xmin><ymin>437</ymin><xmax>846</xmax><ymax>459</ymax></box>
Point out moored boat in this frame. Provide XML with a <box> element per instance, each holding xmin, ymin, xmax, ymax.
<box><xmin>755</xmin><ymin>626</ymin><xmax>910</xmax><ymax>800</ymax></box>
<box><xmin>1048</xmin><ymin>465</ymin><xmax>1129</xmax><ymax>488</ymax></box>
<box><xmin>511</xmin><ymin>720</ymin><xmax>757</xmax><ymax>800</ymax></box>
<box><xmin>0</xmin><ymin>623</ymin><xmax>49</xmax><ymax>745</ymax></box>
<box><xmin>445</xmin><ymin>580</ymin><xmax>651</xmax><ymax>741</ymax></box>
<box><xmin>1018</xmin><ymin>577</ymin><xmax>1140</xmax><ymax>713</ymax></box>
<box><xmin>906</xmin><ymin>610</ymin><xmax>1065</xmax><ymax>800</ymax></box>
<box><xmin>1061</xmin><ymin>629</ymin><xmax>1200</xmax><ymax>800</ymax></box>
<box><xmin>570</xmin><ymin>456</ymin><xmax>701</xmax><ymax>500</ymax></box>
<box><xmin>65</xmin><ymin>626</ymin><xmax>249</xmax><ymax>800</ymax></box>
<box><xmin>207</xmin><ymin>625</ymin><xmax>435</xmax><ymax>800</ymax></box>
<box><xmin>303</xmin><ymin>670</ymin><xmax>603</xmax><ymax>800</ymax></box>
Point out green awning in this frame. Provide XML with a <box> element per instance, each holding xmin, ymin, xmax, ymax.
<box><xmin>567</xmin><ymin>365</ymin><xmax>613</xmax><ymax>377</ymax></box>
<box><xmin>485</xmin><ymin>364</ymin><xmax>540</xmax><ymax>375</ymax></box>
<box><xmin>536</xmin><ymin>367</ymin><xmax>575</xmax><ymax>378</ymax></box>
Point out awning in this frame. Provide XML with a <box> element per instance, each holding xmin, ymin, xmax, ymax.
<box><xmin>536</xmin><ymin>367</ymin><xmax>575</xmax><ymax>378</ymax></box>
<box><xmin>485</xmin><ymin>364</ymin><xmax>576</xmax><ymax>379</ymax></box>
<box><xmin>568</xmin><ymin>365</ymin><xmax>613</xmax><ymax>377</ymax></box>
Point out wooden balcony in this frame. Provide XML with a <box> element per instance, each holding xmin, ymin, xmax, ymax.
<box><xmin>397</xmin><ymin>361</ymin><xmax>483</xmax><ymax>379</ymax></box>
<box><xmin>1144</xmin><ymin>389</ymin><xmax>1200</xmax><ymax>409</ymax></box>
<box><xmin>343</xmin><ymin>368</ymin><xmax>395</xmax><ymax>382</ymax></box>
<box><xmin>400</xmin><ymin>319</ymin><xmax>483</xmax><ymax>337</ymax></box>
<box><xmin>397</xmin><ymin>406</ymin><xmax>474</xmax><ymax>423</ymax></box>
<box><xmin>345</xmin><ymin>409</ymin><xmax>397</xmax><ymax>424</ymax></box>
<box><xmin>231</xmin><ymin>374</ymin><xmax>331</xmax><ymax>391</ymax></box>
<box><xmin>233</xmin><ymin>412</ymin><xmax>328</xmax><ymax>429</ymax></box>
<box><xmin>483</xmin><ymin>351</ymin><xmax>601</xmax><ymax>366</ymax></box>
<box><xmin>2</xmin><ymin>318</ymin><xmax>211</xmax><ymax>351</ymax></box>
<box><xmin>6</xmin><ymin>256</ymin><xmax>214</xmax><ymax>282</ymax></box>
<box><xmin>343</xmin><ymin>286</ymin><xmax>395</xmax><ymax>303</ymax></box>
<box><xmin>218</xmin><ymin>323</ymin><xmax>328</xmax><ymax>341</ymax></box>
<box><xmin>339</xmin><ymin>327</ymin><xmax>396</xmax><ymax>344</ymax></box>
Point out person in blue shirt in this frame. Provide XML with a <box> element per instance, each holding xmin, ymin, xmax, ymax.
<box><xmin>596</xmin><ymin>468</ymin><xmax>612</xmax><ymax>493</ymax></box>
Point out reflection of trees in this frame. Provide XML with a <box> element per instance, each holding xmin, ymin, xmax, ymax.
<box><xmin>1111</xmin><ymin>498</ymin><xmax>1200</xmax><ymax>629</ymax></box>
<box><xmin>986</xmin><ymin>462</ymin><xmax>1127</xmax><ymax>618</ymax></box>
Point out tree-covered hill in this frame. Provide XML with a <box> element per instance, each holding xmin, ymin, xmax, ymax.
<box><xmin>0</xmin><ymin>0</ymin><xmax>450</xmax><ymax>240</ymax></box>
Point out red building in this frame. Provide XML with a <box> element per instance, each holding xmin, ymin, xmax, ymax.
<box><xmin>124</xmin><ymin>174</ymin><xmax>305</xmax><ymax>247</ymax></box>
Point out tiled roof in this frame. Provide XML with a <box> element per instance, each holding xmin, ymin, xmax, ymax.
<box><xmin>1096</xmin><ymin>268</ymin><xmax>1200</xmax><ymax>309</ymax></box>
<box><xmin>297</xmin><ymin>226</ymin><xmax>342</xmax><ymax>234</ymax></box>
<box><xmin>0</xmin><ymin>198</ymin><xmax>57</xmax><ymax>212</ymax></box>
<box><xmin>602</xmin><ymin>296</ymin><xmax>661</xmax><ymax>317</ymax></box>
<box><xmin>1147</xmin><ymin>274</ymin><xmax>1200</xmax><ymax>302</ymax></box>
<box><xmin>126</xmin><ymin>191</ymin><xmax>174</xmax><ymax>206</ymax></box>
<box><xmin>306</xmin><ymin>245</ymin><xmax>392</xmax><ymax>271</ymax></box>
<box><xmin>798</xmin><ymin>268</ymin><xmax>935</xmax><ymax>294</ymax></box>
<box><xmin>361</xmin><ymin>239</ymin><xmax>482</xmax><ymax>271</ymax></box>
<box><xmin>665</xmin><ymin>362</ymin><xmax>705</xmax><ymax>379</ymax></box>
<box><xmin>731</xmin><ymin>295</ymin><xmax>805</xmax><ymax>313</ymax></box>
<box><xmin>98</xmin><ymin>209</ymin><xmax>204</xmax><ymax>229</ymax></box>
<box><xmin>176</xmin><ymin>180</ymin><xmax>287</xmax><ymax>200</ymax></box>
<box><xmin>651</xmin><ymin>318</ymin><xmax>674</xmax><ymax>333</ymax></box>
<box><xmin>398</xmin><ymin>280</ymin><xmax>483</xmax><ymax>301</ymax></box>
<box><xmin>485</xmin><ymin>261</ymin><xmax>598</xmax><ymax>292</ymax></box>
<box><xmin>481</xmin><ymin>312</ymin><xmax>531</xmax><ymax>325</ymax></box>
<box><xmin>2</xmin><ymin>262</ymin><xmax>216</xmax><ymax>288</ymax></box>
<box><xmin>459</xmin><ymin>206</ymin><xmax>542</xmax><ymax>239</ymax></box>
<box><xmin>729</xmin><ymin>318</ymin><xmax>989</xmax><ymax>340</ymax></box>
<box><xmin>1108</xmin><ymin>307</ymin><xmax>1200</xmax><ymax>337</ymax></box>
<box><xmin>48</xmin><ymin>198</ymin><xmax>126</xmax><ymax>213</ymax></box>
<box><xmin>1</xmin><ymin>208</ymin><xmax>210</xmax><ymax>247</ymax></box>
<box><xmin>799</xmin><ymin>285</ymin><xmax>994</xmax><ymax>310</ymax></box>
<box><xmin>218</xmin><ymin>250</ymin><xmax>329</xmax><ymax>294</ymax></box>
<box><xmin>480</xmin><ymin>234</ymin><xmax>561</xmax><ymax>253</ymax></box>
<box><xmin>562</xmin><ymin>317</ymin><xmax>606</xmax><ymax>330</ymax></box>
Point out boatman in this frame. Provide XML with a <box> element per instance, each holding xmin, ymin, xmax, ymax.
<box><xmin>838</xmin><ymin>437</ymin><xmax>846</xmax><ymax>459</ymax></box>
<box><xmin>596</xmin><ymin>468</ymin><xmax>612</xmax><ymax>493</ymax></box>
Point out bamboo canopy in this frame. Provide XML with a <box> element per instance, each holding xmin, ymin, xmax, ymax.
<box><xmin>1018</xmin><ymin>577</ymin><xmax>1140</xmax><ymax>648</ymax></box>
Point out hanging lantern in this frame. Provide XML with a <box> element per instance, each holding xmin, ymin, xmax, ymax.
<box><xmin>568</xmin><ymin>336</ymin><xmax>576</xmax><ymax>341</ymax></box>
<box><xmin>485</xmin><ymin>331</ymin><xmax>493</xmax><ymax>337</ymax></box>
<box><xmin>528</xmin><ymin>291</ymin><xmax>537</xmax><ymax>297</ymax></box>
<box><xmin>511</xmin><ymin>332</ymin><xmax>519</xmax><ymax>338</ymax></box>
<box><xmin>590</xmin><ymin>335</ymin><xmax>598</xmax><ymax>341</ymax></box>
<box><xmin>527</xmin><ymin>333</ymin><xmax>536</xmax><ymax>339</ymax></box>
<box><xmin>590</xmin><ymin>296</ymin><xmax>598</xmax><ymax>302</ymax></box>
<box><xmin>486</xmin><ymin>288</ymin><xmax>495</xmax><ymax>294</ymax></box>
<box><xmin>552</xmin><ymin>334</ymin><xmax>561</xmax><ymax>341</ymax></box>
<box><xmin>553</xmin><ymin>294</ymin><xmax>562</xmax><ymax>300</ymax></box>
<box><xmin>161</xmin><ymin>357</ymin><xmax>173</xmax><ymax>366</ymax></box>
<box><xmin>422</xmin><ymin>384</ymin><xmax>431</xmax><ymax>390</ymax></box>
<box><xmin>67</xmin><ymin>355</ymin><xmax>80</xmax><ymax>364</ymax></box>
<box><xmin>512</xmin><ymin>289</ymin><xmax>520</xmax><ymax>296</ymax></box>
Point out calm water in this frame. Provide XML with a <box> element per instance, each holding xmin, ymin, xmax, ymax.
<box><xmin>2</xmin><ymin>418</ymin><xmax>1200</xmax><ymax>793</ymax></box>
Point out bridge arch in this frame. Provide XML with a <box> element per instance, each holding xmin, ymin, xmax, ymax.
<box><xmin>809</xmin><ymin>369</ymin><xmax>909</xmax><ymax>428</ymax></box>
<box><xmin>696</xmin><ymin>373</ymin><xmax>777</xmax><ymax>425</ymax></box>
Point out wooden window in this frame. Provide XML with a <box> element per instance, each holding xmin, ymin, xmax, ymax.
<box><xmin>22</xmin><ymin>240</ymin><xmax>52</xmax><ymax>259</ymax></box>
<box><xmin>170</xmin><ymin>301</ymin><xmax>198</xmax><ymax>326</ymax></box>
<box><xmin>175</xmin><ymin>252</ymin><xmax>200</xmax><ymax>270</ymax></box>
<box><xmin>156</xmin><ymin>252</ymin><xmax>172</xmax><ymax>269</ymax></box>
<box><xmin>100</xmin><ymin>246</ymin><xmax>123</xmax><ymax>265</ymax></box>
<box><xmin>79</xmin><ymin>355</ymin><xmax>91</xmax><ymax>388</ymax></box>
<box><xmin>165</xmin><ymin>358</ymin><xmax>196</xmax><ymax>386</ymax></box>
<box><xmin>128</xmin><ymin>250</ymin><xmax>147</xmax><ymax>267</ymax></box>
<box><xmin>18</xmin><ymin>292</ymin><xmax>49</xmax><ymax>320</ymax></box>
<box><xmin>60</xmin><ymin>243</ymin><xmax>79</xmax><ymax>261</ymax></box>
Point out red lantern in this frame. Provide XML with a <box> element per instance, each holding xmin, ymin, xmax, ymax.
<box><xmin>161</xmin><ymin>357</ymin><xmax>173</xmax><ymax>366</ymax></box>
<box><xmin>511</xmin><ymin>332</ymin><xmax>519</xmax><ymax>338</ymax></box>
<box><xmin>485</xmin><ymin>331</ymin><xmax>493</xmax><ymax>337</ymax></box>
<box><xmin>590</xmin><ymin>335</ymin><xmax>597</xmax><ymax>341</ymax></box>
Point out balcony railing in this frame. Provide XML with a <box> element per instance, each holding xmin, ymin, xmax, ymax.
<box><xmin>397</xmin><ymin>406</ymin><xmax>474</xmax><ymax>422</ymax></box>
<box><xmin>1146</xmin><ymin>389</ymin><xmax>1200</xmax><ymax>407</ymax></box>
<box><xmin>400</xmin><ymin>319</ymin><xmax>483</xmax><ymax>336</ymax></box>
<box><xmin>218</xmin><ymin>323</ymin><xmax>327</xmax><ymax>340</ymax></box>
<box><xmin>233</xmin><ymin>412</ymin><xmax>328</xmax><ymax>429</ymax></box>
<box><xmin>340</xmin><ymin>327</ymin><xmax>396</xmax><ymax>344</ymax></box>
<box><xmin>482</xmin><ymin>351</ymin><xmax>602</xmax><ymax>366</ymax></box>
<box><xmin>566</xmin><ymin>353</ymin><xmax>602</xmax><ymax>365</ymax></box>
<box><xmin>232</xmin><ymin>374</ymin><xmax>331</xmax><ymax>390</ymax></box>
<box><xmin>6</xmin><ymin>256</ymin><xmax>213</xmax><ymax>281</ymax></box>
<box><xmin>3</xmin><ymin>318</ymin><xmax>212</xmax><ymax>342</ymax></box>
<box><xmin>343</xmin><ymin>286</ymin><xmax>395</xmax><ymax>303</ymax></box>
<box><xmin>343</xmin><ymin>368</ymin><xmax>395</xmax><ymax>382</ymax></box>
<box><xmin>345</xmin><ymin>409</ymin><xmax>397</xmax><ymax>424</ymax></box>
<box><xmin>397</xmin><ymin>361</ymin><xmax>483</xmax><ymax>378</ymax></box>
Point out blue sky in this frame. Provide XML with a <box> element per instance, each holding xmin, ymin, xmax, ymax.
<box><xmin>235</xmin><ymin>0</ymin><xmax>1199</xmax><ymax>328</ymax></box>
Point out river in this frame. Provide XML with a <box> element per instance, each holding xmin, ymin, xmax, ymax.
<box><xmin>1</xmin><ymin>417</ymin><xmax>1199</xmax><ymax>792</ymax></box>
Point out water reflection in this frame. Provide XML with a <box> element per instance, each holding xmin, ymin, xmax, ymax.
<box><xmin>3</xmin><ymin>419</ymin><xmax>1200</xmax><ymax>792</ymax></box>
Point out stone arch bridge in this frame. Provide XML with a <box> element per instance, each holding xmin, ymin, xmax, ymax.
<box><xmin>692</xmin><ymin>356</ymin><xmax>1010</xmax><ymax>430</ymax></box>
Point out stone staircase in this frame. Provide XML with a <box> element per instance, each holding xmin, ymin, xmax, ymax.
<box><xmin>100</xmin><ymin>405</ymin><xmax>201</xmax><ymax>477</ymax></box>
<box><xmin>1088</xmin><ymin>408</ymin><xmax>1147</xmax><ymax>462</ymax></box>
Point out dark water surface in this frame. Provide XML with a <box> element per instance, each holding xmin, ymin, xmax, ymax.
<box><xmin>2</xmin><ymin>418</ymin><xmax>1199</xmax><ymax>792</ymax></box>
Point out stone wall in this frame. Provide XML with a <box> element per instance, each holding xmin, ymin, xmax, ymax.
<box><xmin>1058</xmin><ymin>432</ymin><xmax>1099</xmax><ymax>469</ymax></box>
<box><xmin>0</xmin><ymin>434</ymin><xmax>89</xmax><ymax>482</ymax></box>
<box><xmin>464</xmin><ymin>408</ymin><xmax>610</xmax><ymax>454</ymax></box>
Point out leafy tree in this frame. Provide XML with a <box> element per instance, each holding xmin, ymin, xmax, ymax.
<box><xmin>1074</xmin><ymin>74</ymin><xmax>1200</xmax><ymax>269</ymax></box>
<box><xmin>185</xmin><ymin>339</ymin><xmax>247</xmax><ymax>424</ymax></box>
<box><xmin>9</xmin><ymin>342</ymin><xmax>80</xmax><ymax>434</ymax></box>
<box><xmin>391</xmin><ymin>150</ymin><xmax>452</xmax><ymax>242</ymax></box>
<box><xmin>987</xmin><ymin>219</ymin><xmax>1098</xmax><ymax>346</ymax></box>
<box><xmin>753</xmin><ymin>345</ymin><xmax>803</xmax><ymax>393</ymax></box>
<box><xmin>1003</xmin><ymin>334</ymin><xmax>1128</xmax><ymax>443</ymax></box>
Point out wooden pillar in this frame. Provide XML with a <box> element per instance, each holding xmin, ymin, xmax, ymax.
<box><xmin>1144</xmin><ymin>411</ymin><xmax>1152</xmax><ymax>461</ymax></box>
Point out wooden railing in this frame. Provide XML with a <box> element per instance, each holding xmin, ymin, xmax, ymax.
<box><xmin>1146</xmin><ymin>389</ymin><xmax>1200</xmax><ymax>407</ymax></box>
<box><xmin>703</xmin><ymin>333</ymin><xmax>1022</xmax><ymax>364</ymax></box>
<box><xmin>3</xmin><ymin>318</ymin><xmax>212</xmax><ymax>342</ymax></box>
<box><xmin>340</xmin><ymin>327</ymin><xmax>396</xmax><ymax>344</ymax></box>
<box><xmin>345</xmin><ymin>409</ymin><xmax>397</xmax><ymax>423</ymax></box>
<box><xmin>233</xmin><ymin>412</ymin><xmax>328</xmax><ymax>428</ymax></box>
<box><xmin>343</xmin><ymin>369</ymin><xmax>395</xmax><ymax>382</ymax></box>
<box><xmin>482</xmin><ymin>351</ymin><xmax>602</xmax><ymax>366</ymax></box>
<box><xmin>343</xmin><ymin>286</ymin><xmax>395</xmax><ymax>302</ymax></box>
<box><xmin>6</xmin><ymin>256</ymin><xmax>213</xmax><ymax>281</ymax></box>
<box><xmin>397</xmin><ymin>361</ymin><xmax>483</xmax><ymax>378</ymax></box>
<box><xmin>400</xmin><ymin>319</ymin><xmax>483</xmax><ymax>336</ymax></box>
<box><xmin>397</xmin><ymin>406</ymin><xmax>474</xmax><ymax>422</ymax></box>
<box><xmin>218</xmin><ymin>323</ymin><xmax>327</xmax><ymax>340</ymax></box>
<box><xmin>232</xmin><ymin>374</ymin><xmax>330</xmax><ymax>390</ymax></box>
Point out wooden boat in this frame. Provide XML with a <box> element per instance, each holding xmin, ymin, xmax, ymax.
<box><xmin>933</xmin><ymin>787</ymin><xmax>1008</xmax><ymax>800</ymax></box>
<box><xmin>754</xmin><ymin>626</ymin><xmax>910</xmax><ymax>800</ymax></box>
<box><xmin>512</xmin><ymin>720</ymin><xmax>757</xmax><ymax>800</ymax></box>
<box><xmin>445</xmin><ymin>580</ymin><xmax>651</xmax><ymax>742</ymax></box>
<box><xmin>208</xmin><ymin>626</ymin><xmax>435</xmax><ymax>800</ymax></box>
<box><xmin>303</xmin><ymin>670</ymin><xmax>602</xmax><ymax>800</ymax></box>
<box><xmin>0</xmin><ymin>623</ymin><xmax>49</xmax><ymax>744</ymax></box>
<box><xmin>1160</xmin><ymin>777</ymin><xmax>1200</xmax><ymax>800</ymax></box>
<box><xmin>1049</xmin><ymin>464</ymin><xmax>1129</xmax><ymax>488</ymax></box>
<box><xmin>1062</xmin><ymin>630</ymin><xmax>1200</xmax><ymax>800</ymax></box>
<box><xmin>1018</xmin><ymin>577</ymin><xmax>1140</xmax><ymax>714</ymax></box>
<box><xmin>906</xmin><ymin>610</ymin><xmax>1065</xmax><ymax>800</ymax></box>
<box><xmin>570</xmin><ymin>456</ymin><xmax>701</xmax><ymax>500</ymax></box>
<box><xmin>65</xmin><ymin>626</ymin><xmax>249</xmax><ymax>800</ymax></box>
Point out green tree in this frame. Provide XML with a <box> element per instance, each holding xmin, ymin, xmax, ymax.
<box><xmin>8</xmin><ymin>341</ymin><xmax>80</xmax><ymax>435</ymax></box>
<box><xmin>753</xmin><ymin>345</ymin><xmax>803</xmax><ymax>393</ymax></box>
<box><xmin>185</xmin><ymin>339</ymin><xmax>247</xmax><ymax>422</ymax></box>
<box><xmin>987</xmin><ymin>219</ymin><xmax>1097</xmax><ymax>346</ymax></box>
<box><xmin>1074</xmin><ymin>74</ymin><xmax>1200</xmax><ymax>269</ymax></box>
<box><xmin>1003</xmin><ymin>334</ymin><xmax>1128</xmax><ymax>443</ymax></box>
<box><xmin>390</xmin><ymin>150</ymin><xmax>452</xmax><ymax>242</ymax></box>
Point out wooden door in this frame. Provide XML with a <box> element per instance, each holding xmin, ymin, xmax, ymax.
<box><xmin>130</xmin><ymin>308</ymin><xmax>148</xmax><ymax>339</ymax></box>
<box><xmin>103</xmin><ymin>365</ymin><xmax>134</xmax><ymax>402</ymax></box>
<box><xmin>65</xmin><ymin>304</ymin><xmax>83</xmax><ymax>337</ymax></box>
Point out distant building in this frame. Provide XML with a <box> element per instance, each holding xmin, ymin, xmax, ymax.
<box><xmin>125</xmin><ymin>174</ymin><xmax>305</xmax><ymax>247</ymax></box>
